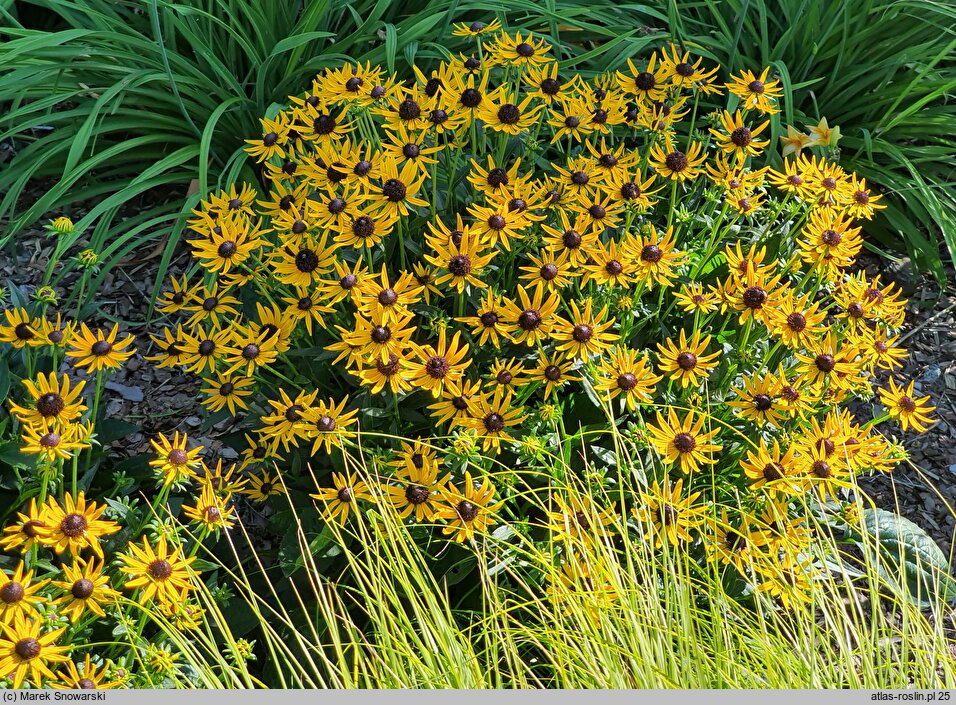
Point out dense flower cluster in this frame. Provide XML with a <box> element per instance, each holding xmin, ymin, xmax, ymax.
<box><xmin>146</xmin><ymin>28</ymin><xmax>936</xmax><ymax>598</ymax></box>
<box><xmin>0</xmin><ymin>23</ymin><xmax>940</xmax><ymax>685</ymax></box>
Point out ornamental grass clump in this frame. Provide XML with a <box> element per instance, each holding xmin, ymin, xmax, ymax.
<box><xmin>144</xmin><ymin>24</ymin><xmax>944</xmax><ymax>606</ymax></box>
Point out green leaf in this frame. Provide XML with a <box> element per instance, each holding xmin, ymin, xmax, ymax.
<box><xmin>857</xmin><ymin>508</ymin><xmax>956</xmax><ymax>608</ymax></box>
<box><xmin>97</xmin><ymin>419</ymin><xmax>140</xmax><ymax>445</ymax></box>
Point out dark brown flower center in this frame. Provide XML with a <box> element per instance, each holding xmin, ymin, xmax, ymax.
<box><xmin>461</xmin><ymin>88</ymin><xmax>482</xmax><ymax>108</ymax></box>
<box><xmin>518</xmin><ymin>309</ymin><xmax>542</xmax><ymax>331</ymax></box>
<box><xmin>449</xmin><ymin>255</ymin><xmax>472</xmax><ymax>276</ymax></box>
<box><xmin>821</xmin><ymin>229</ymin><xmax>842</xmax><ymax>246</ymax></box>
<box><xmin>847</xmin><ymin>302</ymin><xmax>864</xmax><ymax>318</ymax></box>
<box><xmin>0</xmin><ymin>582</ymin><xmax>24</xmax><ymax>604</ymax></box>
<box><xmin>37</xmin><ymin>392</ymin><xmax>65</xmax><ymax>418</ymax></box>
<box><xmin>242</xmin><ymin>343</ymin><xmax>261</xmax><ymax>360</ymax></box>
<box><xmin>617</xmin><ymin>373</ymin><xmax>638</xmax><ymax>391</ymax></box>
<box><xmin>573</xmin><ymin>324</ymin><xmax>594</xmax><ymax>343</ymax></box>
<box><xmin>621</xmin><ymin>182</ymin><xmax>641</xmax><ymax>200</ymax></box>
<box><xmin>634</xmin><ymin>71</ymin><xmax>656</xmax><ymax>91</ymax></box>
<box><xmin>60</xmin><ymin>513</ymin><xmax>87</xmax><ymax>538</ymax></box>
<box><xmin>730</xmin><ymin>126</ymin><xmax>752</xmax><ymax>147</ymax></box>
<box><xmin>91</xmin><ymin>340</ymin><xmax>112</xmax><ymax>356</ymax></box>
<box><xmin>676</xmin><ymin>352</ymin><xmax>697</xmax><ymax>370</ymax></box>
<box><xmin>425</xmin><ymin>356</ymin><xmax>451</xmax><ymax>379</ymax></box>
<box><xmin>313</xmin><ymin>114</ymin><xmax>337</xmax><ymax>135</ymax></box>
<box><xmin>405</xmin><ymin>484</ymin><xmax>430</xmax><ymax>505</ymax></box>
<box><xmin>15</xmin><ymin>638</ymin><xmax>41</xmax><ymax>660</ymax></box>
<box><xmin>457</xmin><ymin>500</ymin><xmax>480</xmax><ymax>521</ymax></box>
<box><xmin>21</xmin><ymin>520</ymin><xmax>45</xmax><ymax>538</ymax></box>
<box><xmin>147</xmin><ymin>559</ymin><xmax>173</xmax><ymax>580</ymax></box>
<box><xmin>571</xmin><ymin>170</ymin><xmax>589</xmax><ymax>186</ymax></box>
<box><xmin>540</xmin><ymin>263</ymin><xmax>558</xmax><ymax>281</ymax></box>
<box><xmin>487</xmin><ymin>167</ymin><xmax>509</xmax><ymax>188</ymax></box>
<box><xmin>78</xmin><ymin>679</ymin><xmax>96</xmax><ymax>689</ymax></box>
<box><xmin>497</xmin><ymin>104</ymin><xmax>520</xmax><ymax>124</ymax></box>
<box><xmin>496</xmin><ymin>369</ymin><xmax>513</xmax><ymax>385</ymax></box>
<box><xmin>337</xmin><ymin>487</ymin><xmax>353</xmax><ymax>503</ymax></box>
<box><xmin>742</xmin><ymin>286</ymin><xmax>767</xmax><ymax>309</ymax></box>
<box><xmin>316</xmin><ymin>415</ymin><xmax>337</xmax><ymax>432</ymax></box>
<box><xmin>899</xmin><ymin>396</ymin><xmax>917</xmax><ymax>413</ymax></box>
<box><xmin>812</xmin><ymin>460</ymin><xmax>831</xmax><ymax>479</ymax></box>
<box><xmin>815</xmin><ymin>354</ymin><xmax>836</xmax><ymax>373</ymax></box>
<box><xmin>544</xmin><ymin>365</ymin><xmax>562</xmax><ymax>382</ymax></box>
<box><xmin>641</xmin><ymin>244</ymin><xmax>663</xmax><ymax>263</ymax></box>
<box><xmin>295</xmin><ymin>249</ymin><xmax>320</xmax><ymax>273</ymax></box>
<box><xmin>377</xmin><ymin>288</ymin><xmax>398</xmax><ymax>307</ymax></box>
<box><xmin>263</xmin><ymin>132</ymin><xmax>278</xmax><ymax>146</ymax></box>
<box><xmin>748</xmin><ymin>80</ymin><xmax>765</xmax><ymax>94</ymax></box>
<box><xmin>821</xmin><ymin>177</ymin><xmax>837</xmax><ymax>190</ymax></box>
<box><xmin>352</xmin><ymin>216</ymin><xmax>375</xmax><ymax>239</ymax></box>
<box><xmin>14</xmin><ymin>322</ymin><xmax>34</xmax><ymax>340</ymax></box>
<box><xmin>562</xmin><ymin>229</ymin><xmax>582</xmax><ymax>248</ymax></box>
<box><xmin>480</xmin><ymin>311</ymin><xmax>499</xmax><ymax>327</ymax></box>
<box><xmin>675</xmin><ymin>62</ymin><xmax>695</xmax><ymax>77</ymax></box>
<box><xmin>377</xmin><ymin>353</ymin><xmax>401</xmax><ymax>376</ymax></box>
<box><xmin>483</xmin><ymin>412</ymin><xmax>505</xmax><ymax>432</ymax></box>
<box><xmin>753</xmin><ymin>394</ymin><xmax>773</xmax><ymax>411</ymax></box>
<box><xmin>763</xmin><ymin>463</ymin><xmax>784</xmax><ymax>481</ymax></box>
<box><xmin>515</xmin><ymin>42</ymin><xmax>535</xmax><ymax>57</ymax></box>
<box><xmin>487</xmin><ymin>214</ymin><xmax>506</xmax><ymax>231</ymax></box>
<box><xmin>402</xmin><ymin>143</ymin><xmax>420</xmax><ymax>159</ymax></box>
<box><xmin>382</xmin><ymin>178</ymin><xmax>407</xmax><ymax>202</ymax></box>
<box><xmin>529</xmin><ymin>78</ymin><xmax>557</xmax><ymax>100</ymax></box>
<box><xmin>565</xmin><ymin>116</ymin><xmax>580</xmax><ymax>128</ymax></box>
<box><xmin>854</xmin><ymin>190</ymin><xmax>870</xmax><ymax>204</ymax></box>
<box><xmin>673</xmin><ymin>432</ymin><xmax>697</xmax><ymax>453</ymax></box>
<box><xmin>786</xmin><ymin>312</ymin><xmax>807</xmax><ymax>332</ymax></box>
<box><xmin>371</xmin><ymin>326</ymin><xmax>391</xmax><ymax>344</ymax></box>
<box><xmin>588</xmin><ymin>204</ymin><xmax>606</xmax><ymax>219</ymax></box>
<box><xmin>604</xmin><ymin>259</ymin><xmax>623</xmax><ymax>276</ymax></box>
<box><xmin>665</xmin><ymin>151</ymin><xmax>689</xmax><ymax>172</ymax></box>
<box><xmin>285</xmin><ymin>404</ymin><xmax>303</xmax><ymax>422</ymax></box>
<box><xmin>71</xmin><ymin>578</ymin><xmax>95</xmax><ymax>600</ymax></box>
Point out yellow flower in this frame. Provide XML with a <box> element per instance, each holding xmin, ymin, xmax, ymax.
<box><xmin>646</xmin><ymin>408</ymin><xmax>722</xmax><ymax>475</ymax></box>
<box><xmin>709</xmin><ymin>110</ymin><xmax>770</xmax><ymax>159</ymax></box>
<box><xmin>183</xmin><ymin>485</ymin><xmax>236</xmax><ymax>534</ymax></box>
<box><xmin>0</xmin><ymin>615</ymin><xmax>70</xmax><ymax>688</ymax></box>
<box><xmin>552</xmin><ymin>299</ymin><xmax>618</xmax><ymax>359</ymax></box>
<box><xmin>649</xmin><ymin>135</ymin><xmax>707</xmax><ymax>181</ymax></box>
<box><xmin>805</xmin><ymin>116</ymin><xmax>841</xmax><ymax>149</ymax></box>
<box><xmin>51</xmin><ymin>560</ymin><xmax>119</xmax><ymax>623</ymax></box>
<box><xmin>311</xmin><ymin>472</ymin><xmax>372</xmax><ymax>524</ymax></box>
<box><xmin>119</xmin><ymin>535</ymin><xmax>199</xmax><ymax>606</ymax></box>
<box><xmin>7</xmin><ymin>372</ymin><xmax>87</xmax><ymax>431</ymax></box>
<box><xmin>0</xmin><ymin>500</ymin><xmax>51</xmax><ymax>554</ymax></box>
<box><xmin>435</xmin><ymin>471</ymin><xmax>504</xmax><ymax>543</ymax></box>
<box><xmin>409</xmin><ymin>328</ymin><xmax>472</xmax><ymax>398</ymax></box>
<box><xmin>380</xmin><ymin>459</ymin><xmax>449</xmax><ymax>522</ymax></box>
<box><xmin>51</xmin><ymin>654</ymin><xmax>119</xmax><ymax>690</ymax></box>
<box><xmin>656</xmin><ymin>329</ymin><xmax>720</xmax><ymax>389</ymax></box>
<box><xmin>303</xmin><ymin>396</ymin><xmax>360</xmax><ymax>455</ymax></box>
<box><xmin>149</xmin><ymin>431</ymin><xmax>203</xmax><ymax>487</ymax></box>
<box><xmin>724</xmin><ymin>67</ymin><xmax>782</xmax><ymax>115</ymax></box>
<box><xmin>66</xmin><ymin>323</ymin><xmax>135</xmax><ymax>372</ymax></box>
<box><xmin>632</xmin><ymin>477</ymin><xmax>706</xmax><ymax>549</ymax></box>
<box><xmin>0</xmin><ymin>563</ymin><xmax>49</xmax><ymax>625</ymax></box>
<box><xmin>880</xmin><ymin>378</ymin><xmax>936</xmax><ymax>433</ymax></box>
<box><xmin>593</xmin><ymin>346</ymin><xmax>661</xmax><ymax>411</ymax></box>
<box><xmin>43</xmin><ymin>493</ymin><xmax>120</xmax><ymax>559</ymax></box>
